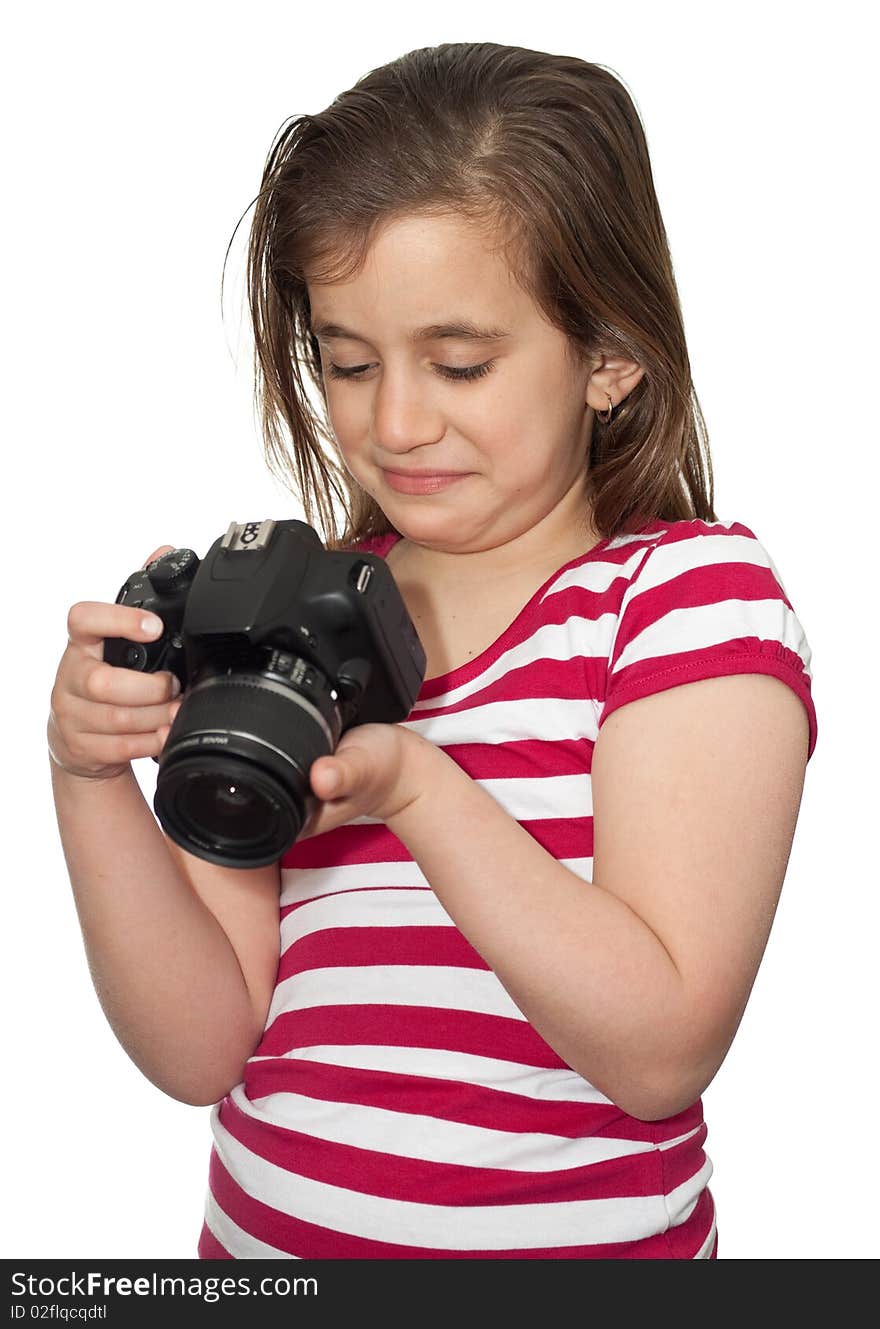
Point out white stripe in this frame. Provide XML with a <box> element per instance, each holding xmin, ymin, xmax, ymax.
<box><xmin>561</xmin><ymin>855</ymin><xmax>594</xmax><ymax>883</ymax></box>
<box><xmin>338</xmin><ymin>770</ymin><xmax>595</xmax><ymax>823</ymax></box>
<box><xmin>317</xmin><ymin>773</ymin><xmax>596</xmax><ymax>826</ymax></box>
<box><xmin>406</xmin><ymin>694</ymin><xmax>604</xmax><ymax>746</ymax></box>
<box><xmin>203</xmin><ymin>1187</ymin><xmax>301</xmax><ymax>1259</ymax></box>
<box><xmin>266</xmin><ymin>964</ymin><xmax>529</xmax><ymax>1026</ymax></box>
<box><xmin>665</xmin><ymin>1155</ymin><xmax>714</xmax><ymax>1227</ymax></box>
<box><xmin>281</xmin><ymin>861</ymin><xmax>433</xmax><ymax>904</ymax></box>
<box><xmin>231</xmin><ymin>1081</ymin><xmax>703</xmax><ymax>1174</ymax></box>
<box><xmin>209</xmin><ymin>1104</ymin><xmax>687</xmax><ymax>1250</ymax></box>
<box><xmin>281</xmin><ymin>887</ymin><xmax>456</xmax><ymax>947</ymax></box>
<box><xmin>251</xmin><ymin>1044</ymin><xmax>615</xmax><ymax>1104</ymax></box>
<box><xmin>281</xmin><ymin>858</ymin><xmax>596</xmax><ymax>907</ymax></box>
<box><xmin>613</xmin><ymin>595</ymin><xmax>811</xmax><ymax>677</ymax></box>
<box><xmin>479</xmin><ymin>771</ymin><xmax>593</xmax><ymax>821</ymax></box>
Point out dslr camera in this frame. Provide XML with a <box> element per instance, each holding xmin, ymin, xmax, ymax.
<box><xmin>103</xmin><ymin>519</ymin><xmax>426</xmax><ymax>869</ymax></box>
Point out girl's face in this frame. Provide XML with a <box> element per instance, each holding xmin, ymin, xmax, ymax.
<box><xmin>307</xmin><ymin>212</ymin><xmax>603</xmax><ymax>561</ymax></box>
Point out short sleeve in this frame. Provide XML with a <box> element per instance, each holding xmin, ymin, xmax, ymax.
<box><xmin>598</xmin><ymin>520</ymin><xmax>818</xmax><ymax>761</ymax></box>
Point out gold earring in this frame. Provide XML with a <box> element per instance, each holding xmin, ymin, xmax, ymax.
<box><xmin>597</xmin><ymin>392</ymin><xmax>614</xmax><ymax>425</ymax></box>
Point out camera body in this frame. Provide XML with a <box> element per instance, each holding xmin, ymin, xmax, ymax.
<box><xmin>104</xmin><ymin>519</ymin><xmax>426</xmax><ymax>868</ymax></box>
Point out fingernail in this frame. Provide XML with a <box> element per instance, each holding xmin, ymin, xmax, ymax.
<box><xmin>170</xmin><ymin>676</ymin><xmax>181</xmax><ymax>697</ymax></box>
<box><xmin>142</xmin><ymin>615</ymin><xmax>163</xmax><ymax>636</ymax></box>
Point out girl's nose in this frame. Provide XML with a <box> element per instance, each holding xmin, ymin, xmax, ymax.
<box><xmin>371</xmin><ymin>367</ymin><xmax>445</xmax><ymax>453</ymax></box>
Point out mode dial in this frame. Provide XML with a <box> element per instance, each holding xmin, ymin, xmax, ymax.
<box><xmin>146</xmin><ymin>548</ymin><xmax>200</xmax><ymax>594</ymax></box>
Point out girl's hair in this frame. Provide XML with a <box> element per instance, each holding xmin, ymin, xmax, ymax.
<box><xmin>230</xmin><ymin>41</ymin><xmax>716</xmax><ymax>550</ymax></box>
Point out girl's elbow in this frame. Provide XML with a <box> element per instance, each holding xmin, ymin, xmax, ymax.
<box><xmin>592</xmin><ymin>1053</ymin><xmax>718</xmax><ymax>1123</ymax></box>
<box><xmin>632</xmin><ymin>1054</ymin><xmax>724</xmax><ymax>1121</ymax></box>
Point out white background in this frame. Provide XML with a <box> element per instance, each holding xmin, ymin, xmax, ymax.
<box><xmin>4</xmin><ymin>0</ymin><xmax>877</xmax><ymax>1261</ymax></box>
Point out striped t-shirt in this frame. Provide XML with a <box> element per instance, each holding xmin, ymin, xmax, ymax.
<box><xmin>198</xmin><ymin>516</ymin><xmax>818</xmax><ymax>1259</ymax></box>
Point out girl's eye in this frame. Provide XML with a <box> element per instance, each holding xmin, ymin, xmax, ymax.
<box><xmin>326</xmin><ymin>360</ymin><xmax>496</xmax><ymax>383</ymax></box>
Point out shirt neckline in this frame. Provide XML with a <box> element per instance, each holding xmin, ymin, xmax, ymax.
<box><xmin>363</xmin><ymin>529</ymin><xmax>619</xmax><ymax>699</ymax></box>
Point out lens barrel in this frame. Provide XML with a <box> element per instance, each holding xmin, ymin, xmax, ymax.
<box><xmin>154</xmin><ymin>670</ymin><xmax>340</xmax><ymax>867</ymax></box>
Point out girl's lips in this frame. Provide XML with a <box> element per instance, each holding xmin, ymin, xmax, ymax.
<box><xmin>381</xmin><ymin>469</ymin><xmax>472</xmax><ymax>495</ymax></box>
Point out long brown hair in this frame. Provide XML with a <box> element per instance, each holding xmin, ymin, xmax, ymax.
<box><xmin>228</xmin><ymin>41</ymin><xmax>716</xmax><ymax>550</ymax></box>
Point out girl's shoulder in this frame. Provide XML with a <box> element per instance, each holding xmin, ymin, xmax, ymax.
<box><xmin>604</xmin><ymin>514</ymin><xmax>794</xmax><ymax>617</ymax></box>
<box><xmin>621</xmin><ymin>514</ymin><xmax>762</xmax><ymax>547</ymax></box>
<box><xmin>599</xmin><ymin>511</ymin><xmax>818</xmax><ymax>761</ymax></box>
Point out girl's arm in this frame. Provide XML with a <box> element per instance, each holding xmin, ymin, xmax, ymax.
<box><xmin>50</xmin><ymin>760</ymin><xmax>279</xmax><ymax>1106</ymax></box>
<box><xmin>323</xmin><ymin>671</ymin><xmax>809</xmax><ymax>1121</ymax></box>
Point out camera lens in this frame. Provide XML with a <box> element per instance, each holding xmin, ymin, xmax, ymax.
<box><xmin>154</xmin><ymin>668</ymin><xmax>340</xmax><ymax>868</ymax></box>
<box><xmin>181</xmin><ymin>773</ymin><xmax>269</xmax><ymax>845</ymax></box>
<box><xmin>162</xmin><ymin>754</ymin><xmax>294</xmax><ymax>863</ymax></box>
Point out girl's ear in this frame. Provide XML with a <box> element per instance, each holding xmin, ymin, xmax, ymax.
<box><xmin>585</xmin><ymin>356</ymin><xmax>646</xmax><ymax>411</ymax></box>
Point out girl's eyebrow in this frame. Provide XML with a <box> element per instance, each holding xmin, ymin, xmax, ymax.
<box><xmin>309</xmin><ymin>318</ymin><xmax>512</xmax><ymax>344</ymax></box>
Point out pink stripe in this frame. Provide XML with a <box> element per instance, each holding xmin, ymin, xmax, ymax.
<box><xmin>256</xmin><ymin>1004</ymin><xmax>571</xmax><ymax>1068</ymax></box>
<box><xmin>517</xmin><ymin>815</ymin><xmax>593</xmax><ymax>858</ymax></box>
<box><xmin>284</xmin><ymin>822</ymin><xmax>415</xmax><ymax>870</ymax></box>
<box><xmin>413</xmin><ymin>652</ymin><xmax>603</xmax><ymax>715</ymax></box>
<box><xmin>438</xmin><ymin>737</ymin><xmax>595</xmax><ymax>779</ymax></box>
<box><xmin>655</xmin><ymin>1122</ymin><xmax>710</xmax><ymax>1190</ymax></box>
<box><xmin>278</xmin><ymin>926</ymin><xmax>490</xmax><ymax>980</ymax></box>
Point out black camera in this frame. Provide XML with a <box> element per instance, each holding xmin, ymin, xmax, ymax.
<box><xmin>103</xmin><ymin>519</ymin><xmax>426</xmax><ymax>869</ymax></box>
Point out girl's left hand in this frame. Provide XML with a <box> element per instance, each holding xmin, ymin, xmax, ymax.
<box><xmin>300</xmin><ymin>723</ymin><xmax>429</xmax><ymax>839</ymax></box>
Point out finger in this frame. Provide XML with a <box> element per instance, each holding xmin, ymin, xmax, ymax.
<box><xmin>297</xmin><ymin>791</ymin><xmax>348</xmax><ymax>842</ymax></box>
<box><xmin>301</xmin><ymin>749</ymin><xmax>377</xmax><ymax>841</ymax></box>
<box><xmin>61</xmin><ymin>690</ymin><xmax>183</xmax><ymax>737</ymax></box>
<box><xmin>67</xmin><ymin>601</ymin><xmax>166</xmax><ymax>655</ymax></box>
<box><xmin>310</xmin><ymin>748</ymin><xmax>372</xmax><ymax>804</ymax></box>
<box><xmin>79</xmin><ymin>660</ymin><xmax>181</xmax><ymax>708</ymax></box>
<box><xmin>60</xmin><ymin>727</ymin><xmax>171</xmax><ymax>767</ymax></box>
<box><xmin>309</xmin><ymin>754</ymin><xmax>347</xmax><ymax>800</ymax></box>
<box><xmin>142</xmin><ymin>544</ymin><xmax>176</xmax><ymax>569</ymax></box>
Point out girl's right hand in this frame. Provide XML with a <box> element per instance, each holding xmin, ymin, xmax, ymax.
<box><xmin>48</xmin><ymin>545</ymin><xmax>184</xmax><ymax>782</ymax></box>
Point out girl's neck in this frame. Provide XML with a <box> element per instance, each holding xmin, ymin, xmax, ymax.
<box><xmin>389</xmin><ymin>517</ymin><xmax>602</xmax><ymax>592</ymax></box>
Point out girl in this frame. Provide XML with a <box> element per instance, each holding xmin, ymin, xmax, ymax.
<box><xmin>48</xmin><ymin>43</ymin><xmax>817</xmax><ymax>1259</ymax></box>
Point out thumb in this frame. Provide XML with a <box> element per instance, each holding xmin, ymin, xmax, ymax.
<box><xmin>311</xmin><ymin>754</ymin><xmax>346</xmax><ymax>799</ymax></box>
